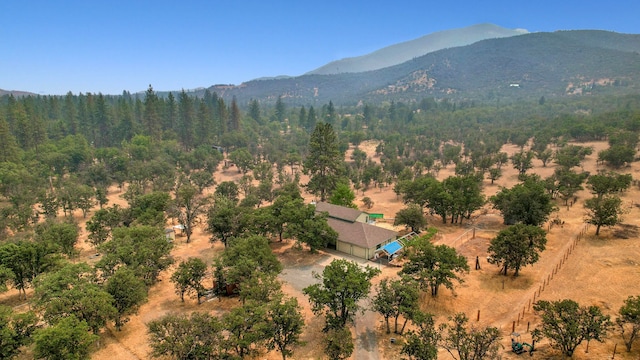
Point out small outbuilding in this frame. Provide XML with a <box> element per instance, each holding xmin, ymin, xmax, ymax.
<box><xmin>165</xmin><ymin>228</ymin><xmax>176</xmax><ymax>242</ymax></box>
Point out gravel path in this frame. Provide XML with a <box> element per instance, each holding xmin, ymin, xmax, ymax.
<box><xmin>279</xmin><ymin>251</ymin><xmax>381</xmax><ymax>359</ymax></box>
<box><xmin>354</xmin><ymin>305</ymin><xmax>380</xmax><ymax>360</ymax></box>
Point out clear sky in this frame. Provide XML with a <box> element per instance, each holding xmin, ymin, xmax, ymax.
<box><xmin>2</xmin><ymin>0</ymin><xmax>639</xmax><ymax>95</ymax></box>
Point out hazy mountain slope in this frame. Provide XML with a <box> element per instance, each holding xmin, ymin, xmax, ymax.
<box><xmin>0</xmin><ymin>89</ymin><xmax>36</xmax><ymax>97</ymax></box>
<box><xmin>306</xmin><ymin>23</ymin><xmax>528</xmax><ymax>75</ymax></box>
<box><xmin>203</xmin><ymin>30</ymin><xmax>640</xmax><ymax>106</ymax></box>
<box><xmin>381</xmin><ymin>31</ymin><xmax>640</xmax><ymax>98</ymax></box>
<box><xmin>552</xmin><ymin>30</ymin><xmax>640</xmax><ymax>54</ymax></box>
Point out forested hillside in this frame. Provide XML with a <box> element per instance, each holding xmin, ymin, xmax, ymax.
<box><xmin>198</xmin><ymin>30</ymin><xmax>640</xmax><ymax>106</ymax></box>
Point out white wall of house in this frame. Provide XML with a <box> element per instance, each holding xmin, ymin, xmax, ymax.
<box><xmin>336</xmin><ymin>238</ymin><xmax>395</xmax><ymax>260</ymax></box>
<box><xmin>355</xmin><ymin>213</ymin><xmax>369</xmax><ymax>223</ymax></box>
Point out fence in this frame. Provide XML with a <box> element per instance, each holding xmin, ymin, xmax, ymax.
<box><xmin>497</xmin><ymin>224</ymin><xmax>591</xmax><ymax>346</ymax></box>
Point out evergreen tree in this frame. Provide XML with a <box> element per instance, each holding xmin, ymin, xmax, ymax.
<box><xmin>303</xmin><ymin>122</ymin><xmax>344</xmax><ymax>201</ymax></box>
<box><xmin>195</xmin><ymin>100</ymin><xmax>211</xmax><ymax>147</ymax></box>
<box><xmin>177</xmin><ymin>90</ymin><xmax>195</xmax><ymax>150</ymax></box>
<box><xmin>63</xmin><ymin>91</ymin><xmax>78</xmax><ymax>135</ymax></box>
<box><xmin>229</xmin><ymin>96</ymin><xmax>241</xmax><ymax>132</ymax></box>
<box><xmin>216</xmin><ymin>97</ymin><xmax>228</xmax><ymax>137</ymax></box>
<box><xmin>325</xmin><ymin>100</ymin><xmax>337</xmax><ymax>126</ymax></box>
<box><xmin>93</xmin><ymin>93</ymin><xmax>112</xmax><ymax>147</ymax></box>
<box><xmin>0</xmin><ymin>114</ymin><xmax>20</xmax><ymax>162</ymax></box>
<box><xmin>248</xmin><ymin>99</ymin><xmax>262</xmax><ymax>124</ymax></box>
<box><xmin>298</xmin><ymin>106</ymin><xmax>307</xmax><ymax>129</ymax></box>
<box><xmin>275</xmin><ymin>95</ymin><xmax>286</xmax><ymax>122</ymax></box>
<box><xmin>12</xmin><ymin>103</ymin><xmax>34</xmax><ymax>150</ymax></box>
<box><xmin>307</xmin><ymin>106</ymin><xmax>317</xmax><ymax>131</ymax></box>
<box><xmin>164</xmin><ymin>92</ymin><xmax>177</xmax><ymax>132</ymax></box>
<box><xmin>116</xmin><ymin>97</ymin><xmax>135</xmax><ymax>143</ymax></box>
<box><xmin>143</xmin><ymin>85</ymin><xmax>162</xmax><ymax>141</ymax></box>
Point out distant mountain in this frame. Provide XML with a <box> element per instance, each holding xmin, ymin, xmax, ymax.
<box><xmin>306</xmin><ymin>23</ymin><xmax>528</xmax><ymax>75</ymax></box>
<box><xmin>203</xmin><ymin>30</ymin><xmax>640</xmax><ymax>106</ymax></box>
<box><xmin>0</xmin><ymin>89</ymin><xmax>36</xmax><ymax>97</ymax></box>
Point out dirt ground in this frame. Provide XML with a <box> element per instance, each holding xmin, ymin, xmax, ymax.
<box><xmin>4</xmin><ymin>139</ymin><xmax>640</xmax><ymax>359</ymax></box>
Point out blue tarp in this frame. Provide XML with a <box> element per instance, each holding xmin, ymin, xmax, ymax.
<box><xmin>381</xmin><ymin>240</ymin><xmax>403</xmax><ymax>256</ymax></box>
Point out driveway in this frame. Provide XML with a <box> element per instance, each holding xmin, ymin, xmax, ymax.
<box><xmin>278</xmin><ymin>250</ymin><xmax>381</xmax><ymax>360</ymax></box>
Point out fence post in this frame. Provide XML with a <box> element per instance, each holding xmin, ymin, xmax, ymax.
<box><xmin>612</xmin><ymin>343</ymin><xmax>617</xmax><ymax>359</ymax></box>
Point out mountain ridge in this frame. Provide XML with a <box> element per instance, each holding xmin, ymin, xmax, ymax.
<box><xmin>305</xmin><ymin>23</ymin><xmax>528</xmax><ymax>75</ymax></box>
<box><xmin>199</xmin><ymin>29</ymin><xmax>640</xmax><ymax>106</ymax></box>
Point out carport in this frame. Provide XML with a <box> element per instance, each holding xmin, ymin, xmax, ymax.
<box><xmin>379</xmin><ymin>240</ymin><xmax>403</xmax><ymax>257</ymax></box>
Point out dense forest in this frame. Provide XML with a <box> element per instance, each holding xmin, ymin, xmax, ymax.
<box><xmin>2</xmin><ymin>87</ymin><xmax>640</xmax><ymax>358</ymax></box>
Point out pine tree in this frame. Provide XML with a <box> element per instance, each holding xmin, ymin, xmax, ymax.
<box><xmin>248</xmin><ymin>99</ymin><xmax>261</xmax><ymax>124</ymax></box>
<box><xmin>195</xmin><ymin>100</ymin><xmax>211</xmax><ymax>147</ymax></box>
<box><xmin>177</xmin><ymin>90</ymin><xmax>195</xmax><ymax>150</ymax></box>
<box><xmin>94</xmin><ymin>93</ymin><xmax>112</xmax><ymax>147</ymax></box>
<box><xmin>164</xmin><ymin>92</ymin><xmax>177</xmax><ymax>132</ymax></box>
<box><xmin>216</xmin><ymin>97</ymin><xmax>228</xmax><ymax>137</ymax></box>
<box><xmin>143</xmin><ymin>85</ymin><xmax>162</xmax><ymax>141</ymax></box>
<box><xmin>307</xmin><ymin>106</ymin><xmax>317</xmax><ymax>131</ymax></box>
<box><xmin>298</xmin><ymin>106</ymin><xmax>307</xmax><ymax>129</ymax></box>
<box><xmin>303</xmin><ymin>122</ymin><xmax>344</xmax><ymax>201</ymax></box>
<box><xmin>63</xmin><ymin>91</ymin><xmax>78</xmax><ymax>135</ymax></box>
<box><xmin>229</xmin><ymin>97</ymin><xmax>241</xmax><ymax>132</ymax></box>
<box><xmin>325</xmin><ymin>100</ymin><xmax>336</xmax><ymax>126</ymax></box>
<box><xmin>115</xmin><ymin>97</ymin><xmax>134</xmax><ymax>143</ymax></box>
<box><xmin>12</xmin><ymin>103</ymin><xmax>34</xmax><ymax>150</ymax></box>
<box><xmin>76</xmin><ymin>93</ymin><xmax>90</xmax><ymax>140</ymax></box>
<box><xmin>275</xmin><ymin>95</ymin><xmax>286</xmax><ymax>122</ymax></box>
<box><xmin>0</xmin><ymin>114</ymin><xmax>20</xmax><ymax>162</ymax></box>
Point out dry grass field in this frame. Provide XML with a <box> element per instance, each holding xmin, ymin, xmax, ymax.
<box><xmin>4</xmin><ymin>139</ymin><xmax>640</xmax><ymax>359</ymax></box>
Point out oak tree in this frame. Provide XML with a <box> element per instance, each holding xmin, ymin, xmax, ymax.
<box><xmin>487</xmin><ymin>224</ymin><xmax>547</xmax><ymax>276</ymax></box>
<box><xmin>148</xmin><ymin>312</ymin><xmax>225</xmax><ymax>360</ymax></box>
<box><xmin>584</xmin><ymin>196</ymin><xmax>623</xmax><ymax>236</ymax></box>
<box><xmin>401</xmin><ymin>237</ymin><xmax>469</xmax><ymax>296</ymax></box>
<box><xmin>303</xmin><ymin>259</ymin><xmax>380</xmax><ymax>329</ymax></box>
<box><xmin>105</xmin><ymin>267</ymin><xmax>148</xmax><ymax>330</ymax></box>
<box><xmin>534</xmin><ymin>299</ymin><xmax>612</xmax><ymax>357</ymax></box>
<box><xmin>33</xmin><ymin>315</ymin><xmax>99</xmax><ymax>360</ymax></box>
<box><xmin>266</xmin><ymin>296</ymin><xmax>305</xmax><ymax>360</ymax></box>
<box><xmin>617</xmin><ymin>295</ymin><xmax>640</xmax><ymax>352</ymax></box>
<box><xmin>372</xmin><ymin>277</ymin><xmax>420</xmax><ymax>334</ymax></box>
<box><xmin>170</xmin><ymin>257</ymin><xmax>208</xmax><ymax>304</ymax></box>
<box><xmin>439</xmin><ymin>313</ymin><xmax>502</xmax><ymax>360</ymax></box>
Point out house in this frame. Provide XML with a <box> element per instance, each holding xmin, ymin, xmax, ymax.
<box><xmin>315</xmin><ymin>202</ymin><xmax>397</xmax><ymax>260</ymax></box>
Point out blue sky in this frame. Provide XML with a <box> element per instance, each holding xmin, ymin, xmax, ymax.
<box><xmin>2</xmin><ymin>0</ymin><xmax>638</xmax><ymax>95</ymax></box>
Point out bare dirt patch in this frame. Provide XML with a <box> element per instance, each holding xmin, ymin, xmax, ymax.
<box><xmin>5</xmin><ymin>139</ymin><xmax>640</xmax><ymax>359</ymax></box>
